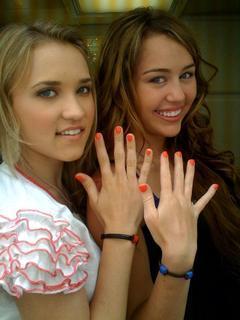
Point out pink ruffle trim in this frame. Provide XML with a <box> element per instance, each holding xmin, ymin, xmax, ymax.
<box><xmin>0</xmin><ymin>209</ymin><xmax>89</xmax><ymax>298</ymax></box>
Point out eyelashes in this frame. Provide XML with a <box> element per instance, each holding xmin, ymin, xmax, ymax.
<box><xmin>150</xmin><ymin>76</ymin><xmax>165</xmax><ymax>84</ymax></box>
<box><xmin>36</xmin><ymin>86</ymin><xmax>92</xmax><ymax>98</ymax></box>
<box><xmin>37</xmin><ymin>89</ymin><xmax>56</xmax><ymax>98</ymax></box>
<box><xmin>149</xmin><ymin>71</ymin><xmax>195</xmax><ymax>84</ymax></box>
<box><xmin>180</xmin><ymin>71</ymin><xmax>195</xmax><ymax>79</ymax></box>
<box><xmin>77</xmin><ymin>86</ymin><xmax>92</xmax><ymax>94</ymax></box>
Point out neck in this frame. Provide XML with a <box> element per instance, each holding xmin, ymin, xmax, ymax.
<box><xmin>16</xmin><ymin>155</ymin><xmax>73</xmax><ymax>208</ymax></box>
<box><xmin>134</xmin><ymin>130</ymin><xmax>166</xmax><ymax>165</ymax></box>
<box><xmin>17</xmin><ymin>149</ymin><xmax>63</xmax><ymax>189</ymax></box>
<box><xmin>133</xmin><ymin>130</ymin><xmax>171</xmax><ymax>198</ymax></box>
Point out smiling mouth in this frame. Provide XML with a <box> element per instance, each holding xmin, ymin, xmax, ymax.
<box><xmin>57</xmin><ymin>129</ymin><xmax>82</xmax><ymax>136</ymax></box>
<box><xmin>154</xmin><ymin>109</ymin><xmax>182</xmax><ymax>118</ymax></box>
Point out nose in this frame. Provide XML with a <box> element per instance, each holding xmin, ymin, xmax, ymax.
<box><xmin>166</xmin><ymin>80</ymin><xmax>185</xmax><ymax>103</ymax></box>
<box><xmin>61</xmin><ymin>95</ymin><xmax>84</xmax><ymax>121</ymax></box>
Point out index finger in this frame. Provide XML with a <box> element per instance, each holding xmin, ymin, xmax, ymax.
<box><xmin>95</xmin><ymin>132</ymin><xmax>112</xmax><ymax>181</ymax></box>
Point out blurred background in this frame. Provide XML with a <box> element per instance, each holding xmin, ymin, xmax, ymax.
<box><xmin>0</xmin><ymin>0</ymin><xmax>239</xmax><ymax>166</ymax></box>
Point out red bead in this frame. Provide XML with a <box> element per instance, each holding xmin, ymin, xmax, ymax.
<box><xmin>132</xmin><ymin>234</ymin><xmax>139</xmax><ymax>245</ymax></box>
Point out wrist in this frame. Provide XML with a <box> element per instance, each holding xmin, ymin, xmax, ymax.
<box><xmin>161</xmin><ymin>254</ymin><xmax>195</xmax><ymax>274</ymax></box>
<box><xmin>101</xmin><ymin>233</ymin><xmax>139</xmax><ymax>245</ymax></box>
<box><xmin>161</xmin><ymin>244</ymin><xmax>197</xmax><ymax>268</ymax></box>
<box><xmin>104</xmin><ymin>224</ymin><xmax>138</xmax><ymax>234</ymax></box>
<box><xmin>159</xmin><ymin>263</ymin><xmax>193</xmax><ymax>280</ymax></box>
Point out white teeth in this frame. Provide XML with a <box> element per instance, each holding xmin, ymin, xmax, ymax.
<box><xmin>59</xmin><ymin>129</ymin><xmax>81</xmax><ymax>136</ymax></box>
<box><xmin>155</xmin><ymin>109</ymin><xmax>181</xmax><ymax>117</ymax></box>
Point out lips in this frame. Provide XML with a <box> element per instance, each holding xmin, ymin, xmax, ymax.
<box><xmin>154</xmin><ymin>109</ymin><xmax>182</xmax><ymax>118</ymax></box>
<box><xmin>56</xmin><ymin>128</ymin><xmax>83</xmax><ymax>136</ymax></box>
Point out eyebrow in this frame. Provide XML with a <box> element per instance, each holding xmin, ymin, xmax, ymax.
<box><xmin>143</xmin><ymin>63</ymin><xmax>195</xmax><ymax>75</ymax></box>
<box><xmin>32</xmin><ymin>78</ymin><xmax>92</xmax><ymax>89</ymax></box>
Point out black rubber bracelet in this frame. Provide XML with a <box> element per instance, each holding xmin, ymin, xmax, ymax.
<box><xmin>101</xmin><ymin>233</ymin><xmax>139</xmax><ymax>245</ymax></box>
<box><xmin>159</xmin><ymin>263</ymin><xmax>193</xmax><ymax>280</ymax></box>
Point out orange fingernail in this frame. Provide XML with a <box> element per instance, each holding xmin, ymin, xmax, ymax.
<box><xmin>75</xmin><ymin>174</ymin><xmax>85</xmax><ymax>182</ymax></box>
<box><xmin>162</xmin><ymin>151</ymin><xmax>168</xmax><ymax>158</ymax></box>
<box><xmin>115</xmin><ymin>126</ymin><xmax>122</xmax><ymax>134</ymax></box>
<box><xmin>189</xmin><ymin>159</ymin><xmax>195</xmax><ymax>166</ymax></box>
<box><xmin>176</xmin><ymin>151</ymin><xmax>182</xmax><ymax>157</ymax></box>
<box><xmin>127</xmin><ymin>133</ymin><xmax>133</xmax><ymax>142</ymax></box>
<box><xmin>146</xmin><ymin>148</ymin><xmax>152</xmax><ymax>156</ymax></box>
<box><xmin>139</xmin><ymin>184</ymin><xmax>148</xmax><ymax>192</ymax></box>
<box><xmin>95</xmin><ymin>132</ymin><xmax>101</xmax><ymax>141</ymax></box>
<box><xmin>213</xmin><ymin>183</ymin><xmax>219</xmax><ymax>190</ymax></box>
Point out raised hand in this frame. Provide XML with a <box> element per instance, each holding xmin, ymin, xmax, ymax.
<box><xmin>75</xmin><ymin>126</ymin><xmax>152</xmax><ymax>234</ymax></box>
<box><xmin>139</xmin><ymin>151</ymin><xmax>218</xmax><ymax>271</ymax></box>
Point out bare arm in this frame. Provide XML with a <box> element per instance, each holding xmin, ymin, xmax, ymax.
<box><xmin>16</xmin><ymin>290</ymin><xmax>90</xmax><ymax>320</ymax></box>
<box><xmin>87</xmin><ymin>204</ymin><xmax>190</xmax><ymax>320</ymax></box>
<box><xmin>129</xmin><ymin>152</ymin><xmax>218</xmax><ymax>320</ymax></box>
<box><xmin>15</xmin><ymin>128</ymin><xmax>149</xmax><ymax>320</ymax></box>
<box><xmin>88</xmin><ymin>151</ymin><xmax>218</xmax><ymax>320</ymax></box>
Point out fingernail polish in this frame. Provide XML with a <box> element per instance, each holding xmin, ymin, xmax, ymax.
<box><xmin>176</xmin><ymin>151</ymin><xmax>182</xmax><ymax>157</ymax></box>
<box><xmin>75</xmin><ymin>174</ymin><xmax>85</xmax><ymax>182</ymax></box>
<box><xmin>115</xmin><ymin>126</ymin><xmax>122</xmax><ymax>134</ymax></box>
<box><xmin>189</xmin><ymin>159</ymin><xmax>195</xmax><ymax>166</ymax></box>
<box><xmin>95</xmin><ymin>132</ymin><xmax>101</xmax><ymax>141</ymax></box>
<box><xmin>127</xmin><ymin>133</ymin><xmax>133</xmax><ymax>142</ymax></box>
<box><xmin>146</xmin><ymin>148</ymin><xmax>152</xmax><ymax>156</ymax></box>
<box><xmin>213</xmin><ymin>184</ymin><xmax>219</xmax><ymax>190</ymax></box>
<box><xmin>162</xmin><ymin>151</ymin><xmax>168</xmax><ymax>158</ymax></box>
<box><xmin>139</xmin><ymin>184</ymin><xmax>148</xmax><ymax>192</ymax></box>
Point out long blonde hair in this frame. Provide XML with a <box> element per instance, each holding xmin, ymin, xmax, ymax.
<box><xmin>0</xmin><ymin>22</ymin><xmax>97</xmax><ymax>214</ymax></box>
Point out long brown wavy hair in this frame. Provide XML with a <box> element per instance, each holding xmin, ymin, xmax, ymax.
<box><xmin>0</xmin><ymin>22</ymin><xmax>97</xmax><ymax>216</ymax></box>
<box><xmin>96</xmin><ymin>7</ymin><xmax>240</xmax><ymax>273</ymax></box>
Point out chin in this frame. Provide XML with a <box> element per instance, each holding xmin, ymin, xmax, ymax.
<box><xmin>164</xmin><ymin>125</ymin><xmax>182</xmax><ymax>138</ymax></box>
<box><xmin>155</xmin><ymin>128</ymin><xmax>181</xmax><ymax>139</ymax></box>
<box><xmin>60</xmin><ymin>150</ymin><xmax>85</xmax><ymax>162</ymax></box>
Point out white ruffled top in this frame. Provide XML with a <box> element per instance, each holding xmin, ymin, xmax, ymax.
<box><xmin>0</xmin><ymin>163</ymin><xmax>100</xmax><ymax>320</ymax></box>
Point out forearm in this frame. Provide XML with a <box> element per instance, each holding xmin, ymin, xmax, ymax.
<box><xmin>90</xmin><ymin>239</ymin><xmax>136</xmax><ymax>320</ymax></box>
<box><xmin>131</xmin><ymin>274</ymin><xmax>190</xmax><ymax>320</ymax></box>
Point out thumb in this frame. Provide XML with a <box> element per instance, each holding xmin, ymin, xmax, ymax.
<box><xmin>75</xmin><ymin>173</ymin><xmax>98</xmax><ymax>205</ymax></box>
<box><xmin>193</xmin><ymin>183</ymin><xmax>219</xmax><ymax>218</ymax></box>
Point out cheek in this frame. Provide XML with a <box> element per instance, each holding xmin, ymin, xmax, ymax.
<box><xmin>186</xmin><ymin>84</ymin><xmax>197</xmax><ymax>104</ymax></box>
<box><xmin>29</xmin><ymin>112</ymin><xmax>54</xmax><ymax>126</ymax></box>
<box><xmin>137</xmin><ymin>89</ymin><xmax>162</xmax><ymax>116</ymax></box>
<box><xmin>20</xmin><ymin>112</ymin><xmax>56</xmax><ymax>137</ymax></box>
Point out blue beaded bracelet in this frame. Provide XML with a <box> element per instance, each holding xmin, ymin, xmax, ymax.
<box><xmin>159</xmin><ymin>264</ymin><xmax>193</xmax><ymax>280</ymax></box>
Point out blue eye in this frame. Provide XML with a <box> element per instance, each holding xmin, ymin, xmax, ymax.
<box><xmin>38</xmin><ymin>89</ymin><xmax>56</xmax><ymax>97</ymax></box>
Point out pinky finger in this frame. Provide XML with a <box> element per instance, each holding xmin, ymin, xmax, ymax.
<box><xmin>193</xmin><ymin>184</ymin><xmax>219</xmax><ymax>218</ymax></box>
<box><xmin>75</xmin><ymin>173</ymin><xmax>98</xmax><ymax>205</ymax></box>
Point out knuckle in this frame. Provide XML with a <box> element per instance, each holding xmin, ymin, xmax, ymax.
<box><xmin>114</xmin><ymin>150</ymin><xmax>124</xmax><ymax>160</ymax></box>
<box><xmin>140</xmin><ymin>169</ymin><xmax>149</xmax><ymax>177</ymax></box>
<box><xmin>127</xmin><ymin>159</ymin><xmax>136</xmax><ymax>168</ymax></box>
<box><xmin>143</xmin><ymin>195</ymin><xmax>153</xmax><ymax>203</ymax></box>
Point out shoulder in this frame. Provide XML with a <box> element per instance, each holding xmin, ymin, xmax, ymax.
<box><xmin>0</xmin><ymin>162</ymin><xmax>72</xmax><ymax>220</ymax></box>
<box><xmin>0</xmin><ymin>163</ymin><xmax>100</xmax><ymax>300</ymax></box>
<box><xmin>0</xmin><ymin>163</ymin><xmax>44</xmax><ymax>213</ymax></box>
<box><xmin>0</xmin><ymin>163</ymin><xmax>18</xmax><ymax>200</ymax></box>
